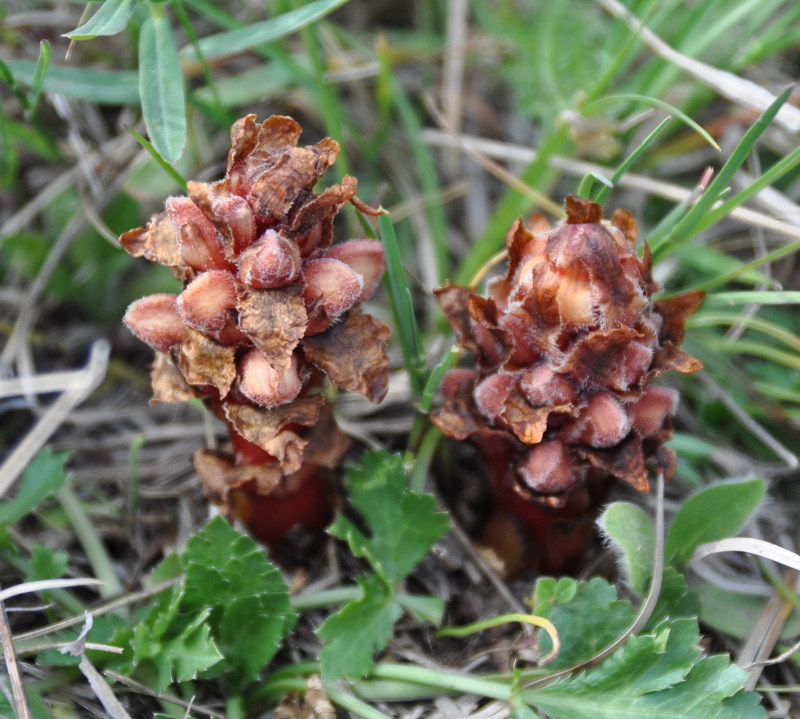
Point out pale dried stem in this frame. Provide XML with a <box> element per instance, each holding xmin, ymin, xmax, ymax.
<box><xmin>0</xmin><ymin>590</ymin><xmax>33</xmax><ymax>719</ymax></box>
<box><xmin>441</xmin><ymin>0</ymin><xmax>469</xmax><ymax>177</ymax></box>
<box><xmin>421</xmin><ymin>128</ymin><xmax>800</xmax><ymax>241</ymax></box>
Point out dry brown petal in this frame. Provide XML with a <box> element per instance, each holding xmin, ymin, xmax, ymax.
<box><xmin>239</xmin><ymin>348</ymin><xmax>303</xmax><ymax>407</ymax></box>
<box><xmin>564</xmin><ymin>195</ymin><xmax>604</xmax><ymax>224</ymax></box>
<box><xmin>610</xmin><ymin>208</ymin><xmax>637</xmax><ymax>246</ymax></box>
<box><xmin>224</xmin><ymin>396</ymin><xmax>324</xmax><ymax>472</ymax></box>
<box><xmin>302</xmin><ymin>312</ymin><xmax>390</xmax><ymax>403</ymax></box>
<box><xmin>237</xmin><ymin>286</ymin><xmax>307</xmax><ymax>375</ymax></box>
<box><xmin>467</xmin><ymin>295</ymin><xmax>513</xmax><ymax>366</ymax></box>
<box><xmin>500</xmin><ymin>393</ymin><xmax>565</xmax><ymax>445</ymax></box>
<box><xmin>194</xmin><ymin>448</ymin><xmax>283</xmax><ymax>511</ymax></box>
<box><xmin>149</xmin><ymin>352</ymin><xmax>197</xmax><ymax>404</ymax></box>
<box><xmin>654</xmin><ymin>290</ymin><xmax>706</xmax><ymax>346</ymax></box>
<box><xmin>578</xmin><ymin>434</ymin><xmax>649</xmax><ymax>491</ymax></box>
<box><xmin>124</xmin><ymin>294</ymin><xmax>187</xmax><ymax>353</ymax></box>
<box><xmin>474</xmin><ymin>373</ymin><xmax>517</xmax><ymax>422</ymax></box>
<box><xmin>435</xmin><ymin>284</ymin><xmax>479</xmax><ymax>351</ymax></box>
<box><xmin>504</xmin><ymin>218</ymin><xmax>534</xmax><ymax>283</ymax></box>
<box><xmin>179</xmin><ymin>327</ymin><xmax>237</xmax><ymax>398</ymax></box>
<box><xmin>325</xmin><ymin>239</ymin><xmax>386</xmax><ymax>303</ymax></box>
<box><xmin>119</xmin><ymin>212</ymin><xmax>182</xmax><ymax>267</ymax></box>
<box><xmin>557</xmin><ymin>327</ymin><xmax>639</xmax><ymax>388</ymax></box>
<box><xmin>178</xmin><ymin>270</ymin><xmax>238</xmax><ymax>333</ymax></box>
<box><xmin>302</xmin><ymin>258</ymin><xmax>363</xmax><ymax>335</ymax></box>
<box><xmin>291</xmin><ymin>176</ymin><xmax>359</xmax><ymax>257</ymax></box>
<box><xmin>238</xmin><ymin>230</ymin><xmax>301</xmax><ymax>289</ymax></box>
<box><xmin>275</xmin><ymin>675</ymin><xmax>335</xmax><ymax>719</ymax></box>
<box><xmin>300</xmin><ymin>402</ymin><xmax>352</xmax><ymax>469</ymax></box>
<box><xmin>649</xmin><ymin>342</ymin><xmax>703</xmax><ymax>377</ymax></box>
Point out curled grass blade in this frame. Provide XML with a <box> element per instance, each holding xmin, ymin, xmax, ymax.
<box><xmin>139</xmin><ymin>13</ymin><xmax>187</xmax><ymax>164</ymax></box>
<box><xmin>64</xmin><ymin>0</ymin><xmax>140</xmax><ymax>41</ymax></box>
<box><xmin>184</xmin><ymin>0</ymin><xmax>352</xmax><ymax>62</ymax></box>
<box><xmin>439</xmin><ymin>613</ymin><xmax>561</xmax><ymax>665</ymax></box>
<box><xmin>576</xmin><ymin>171</ymin><xmax>613</xmax><ymax>199</ymax></box>
<box><xmin>650</xmin><ymin>86</ymin><xmax>793</xmax><ymax>260</ymax></box>
<box><xmin>688</xmin><ymin>312</ymin><xmax>800</xmax><ymax>353</ymax></box>
<box><xmin>583</xmin><ymin>94</ymin><xmax>720</xmax><ymax>150</ymax></box>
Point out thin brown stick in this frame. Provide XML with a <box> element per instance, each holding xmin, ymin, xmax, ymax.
<box><xmin>0</xmin><ymin>589</ymin><xmax>33</xmax><ymax>719</ymax></box>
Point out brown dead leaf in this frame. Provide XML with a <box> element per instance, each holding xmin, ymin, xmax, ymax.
<box><xmin>654</xmin><ymin>290</ymin><xmax>706</xmax><ymax>345</ymax></box>
<box><xmin>275</xmin><ymin>675</ymin><xmax>335</xmax><ymax>719</ymax></box>
<box><xmin>178</xmin><ymin>328</ymin><xmax>237</xmax><ymax>398</ymax></box>
<box><xmin>302</xmin><ymin>312</ymin><xmax>390</xmax><ymax>403</ymax></box>
<box><xmin>302</xmin><ymin>403</ymin><xmax>352</xmax><ymax>469</ymax></box>
<box><xmin>291</xmin><ymin>175</ymin><xmax>358</xmax><ymax>255</ymax></box>
<box><xmin>149</xmin><ymin>352</ymin><xmax>197</xmax><ymax>403</ymax></box>
<box><xmin>648</xmin><ymin>341</ymin><xmax>703</xmax><ymax>377</ymax></box>
<box><xmin>237</xmin><ymin>286</ymin><xmax>308</xmax><ymax>375</ymax></box>
<box><xmin>564</xmin><ymin>195</ymin><xmax>604</xmax><ymax>225</ymax></box>
<box><xmin>434</xmin><ymin>283</ymin><xmax>479</xmax><ymax>351</ymax></box>
<box><xmin>194</xmin><ymin>448</ymin><xmax>283</xmax><ymax>511</ymax></box>
<box><xmin>119</xmin><ymin>211</ymin><xmax>183</xmax><ymax>267</ymax></box>
<box><xmin>578</xmin><ymin>434</ymin><xmax>649</xmax><ymax>491</ymax></box>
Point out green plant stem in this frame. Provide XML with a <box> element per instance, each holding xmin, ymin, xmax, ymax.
<box><xmin>408</xmin><ymin>426</ymin><xmax>442</xmax><ymax>494</ymax></box>
<box><xmin>57</xmin><ymin>484</ymin><xmax>123</xmax><ymax>600</ymax></box>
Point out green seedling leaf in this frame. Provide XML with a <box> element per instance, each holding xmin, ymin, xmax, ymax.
<box><xmin>27</xmin><ymin>40</ymin><xmax>51</xmax><ymax>117</ymax></box>
<box><xmin>526</xmin><ymin>620</ymin><xmax>765</xmax><ymax>719</ymax></box>
<box><xmin>0</xmin><ymin>448</ymin><xmax>70</xmax><ymax>524</ymax></box>
<box><xmin>665</xmin><ymin>477</ymin><xmax>766</xmax><ymax>565</ymax></box>
<box><xmin>317</xmin><ymin>575</ymin><xmax>403</xmax><ymax>681</ymax></box>
<box><xmin>139</xmin><ymin>14</ymin><xmax>187</xmax><ymax>164</ymax></box>
<box><xmin>2</xmin><ymin>60</ymin><xmax>139</xmax><ymax>104</ymax></box>
<box><xmin>28</xmin><ymin>545</ymin><xmax>68</xmax><ymax>581</ymax></box>
<box><xmin>531</xmin><ymin>577</ymin><xmax>634</xmax><ymax>670</ymax></box>
<box><xmin>64</xmin><ymin>0</ymin><xmax>139</xmax><ymax>40</ymax></box>
<box><xmin>597</xmin><ymin>502</ymin><xmax>655</xmax><ymax>594</ymax></box>
<box><xmin>184</xmin><ymin>0</ymin><xmax>352</xmax><ymax>61</ymax></box>
<box><xmin>182</xmin><ymin>516</ymin><xmax>295</xmax><ymax>680</ymax></box>
<box><xmin>330</xmin><ymin>451</ymin><xmax>450</xmax><ymax>586</ymax></box>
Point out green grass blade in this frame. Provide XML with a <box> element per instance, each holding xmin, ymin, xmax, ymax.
<box><xmin>27</xmin><ymin>40</ymin><xmax>51</xmax><ymax>116</ymax></box>
<box><xmin>576</xmin><ymin>171</ymin><xmax>613</xmax><ymax>199</ymax></box>
<box><xmin>184</xmin><ymin>0</ymin><xmax>352</xmax><ymax>62</ymax></box>
<box><xmin>692</xmin><ymin>144</ymin><xmax>800</xmax><ymax>234</ymax></box>
<box><xmin>127</xmin><ymin>127</ymin><xmax>188</xmax><ymax>191</ymax></box>
<box><xmin>651</xmin><ymin>86</ymin><xmax>793</xmax><ymax>260</ymax></box>
<box><xmin>688</xmin><ymin>312</ymin><xmax>800</xmax><ymax>353</ymax></box>
<box><xmin>699</xmin><ymin>335</ymin><xmax>800</xmax><ymax>371</ymax></box>
<box><xmin>1</xmin><ymin>59</ymin><xmax>139</xmax><ymax>104</ymax></box>
<box><xmin>702</xmin><ymin>290</ymin><xmax>800</xmax><ymax>307</ymax></box>
<box><xmin>593</xmin><ymin>116</ymin><xmax>671</xmax><ymax>205</ymax></box>
<box><xmin>64</xmin><ymin>0</ymin><xmax>140</xmax><ymax>40</ymax></box>
<box><xmin>139</xmin><ymin>13</ymin><xmax>187</xmax><ymax>164</ymax></box>
<box><xmin>378</xmin><ymin>212</ymin><xmax>425</xmax><ymax>397</ymax></box>
<box><xmin>0</xmin><ymin>57</ymin><xmax>32</xmax><ymax>111</ymax></box>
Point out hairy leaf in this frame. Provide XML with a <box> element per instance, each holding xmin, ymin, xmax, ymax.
<box><xmin>597</xmin><ymin>502</ymin><xmax>655</xmax><ymax>593</ymax></box>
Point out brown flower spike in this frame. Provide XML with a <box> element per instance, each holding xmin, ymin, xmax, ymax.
<box><xmin>433</xmin><ymin>196</ymin><xmax>704</xmax><ymax>572</ymax></box>
<box><xmin>122</xmin><ymin>115</ymin><xmax>390</xmax><ymax>548</ymax></box>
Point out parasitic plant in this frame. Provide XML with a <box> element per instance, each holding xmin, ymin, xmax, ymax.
<box><xmin>122</xmin><ymin>115</ymin><xmax>389</xmax><ymax>552</ymax></box>
<box><xmin>433</xmin><ymin>196</ymin><xmax>704</xmax><ymax>573</ymax></box>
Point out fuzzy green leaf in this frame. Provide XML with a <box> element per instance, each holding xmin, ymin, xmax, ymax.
<box><xmin>597</xmin><ymin>502</ymin><xmax>655</xmax><ymax>594</ymax></box>
<box><xmin>64</xmin><ymin>0</ymin><xmax>140</xmax><ymax>40</ymax></box>
<box><xmin>317</xmin><ymin>575</ymin><xmax>403</xmax><ymax>681</ymax></box>
<box><xmin>665</xmin><ymin>478</ymin><xmax>766</xmax><ymax>565</ymax></box>
<box><xmin>139</xmin><ymin>14</ymin><xmax>186</xmax><ymax>163</ymax></box>
<box><xmin>330</xmin><ymin>451</ymin><xmax>449</xmax><ymax>586</ymax></box>
<box><xmin>0</xmin><ymin>448</ymin><xmax>70</xmax><ymax>525</ymax></box>
<box><xmin>532</xmin><ymin>577</ymin><xmax>634</xmax><ymax>670</ymax></box>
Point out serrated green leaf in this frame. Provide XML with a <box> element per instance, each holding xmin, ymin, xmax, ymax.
<box><xmin>64</xmin><ymin>0</ymin><xmax>139</xmax><ymax>40</ymax></box>
<box><xmin>184</xmin><ymin>0</ymin><xmax>351</xmax><ymax>62</ymax></box>
<box><xmin>532</xmin><ymin>577</ymin><xmax>634</xmax><ymax>670</ymax></box>
<box><xmin>28</xmin><ymin>544</ymin><xmax>68</xmax><ymax>581</ymax></box>
<box><xmin>337</xmin><ymin>451</ymin><xmax>449</xmax><ymax>585</ymax></box>
<box><xmin>527</xmin><ymin>620</ymin><xmax>765</xmax><ymax>719</ymax></box>
<box><xmin>139</xmin><ymin>14</ymin><xmax>186</xmax><ymax>163</ymax></box>
<box><xmin>598</xmin><ymin>502</ymin><xmax>655</xmax><ymax>594</ymax></box>
<box><xmin>318</xmin><ymin>575</ymin><xmax>403</xmax><ymax>681</ymax></box>
<box><xmin>665</xmin><ymin>478</ymin><xmax>765</xmax><ymax>564</ymax></box>
<box><xmin>0</xmin><ymin>448</ymin><xmax>70</xmax><ymax>524</ymax></box>
<box><xmin>182</xmin><ymin>516</ymin><xmax>294</xmax><ymax>678</ymax></box>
